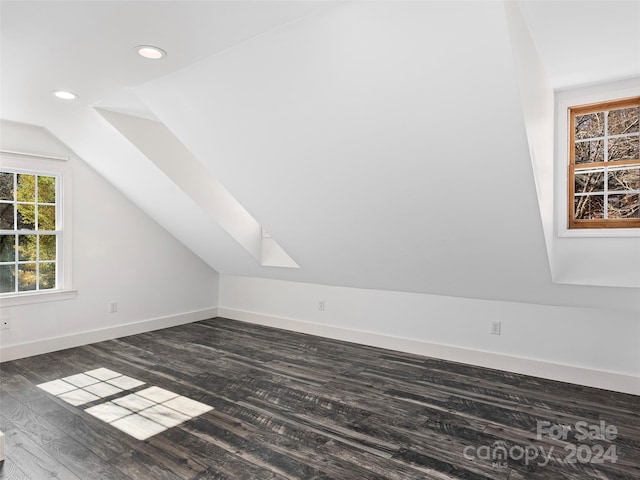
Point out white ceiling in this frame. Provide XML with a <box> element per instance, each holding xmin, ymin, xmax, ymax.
<box><xmin>0</xmin><ymin>1</ymin><xmax>329</xmax><ymax>123</ymax></box>
<box><xmin>518</xmin><ymin>0</ymin><xmax>640</xmax><ymax>89</ymax></box>
<box><xmin>4</xmin><ymin>1</ymin><xmax>638</xmax><ymax>125</ymax></box>
<box><xmin>1</xmin><ymin>1</ymin><xmax>639</xmax><ymax>312</ymax></box>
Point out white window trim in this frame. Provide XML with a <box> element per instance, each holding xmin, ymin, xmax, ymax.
<box><xmin>556</xmin><ymin>82</ymin><xmax>640</xmax><ymax>238</ymax></box>
<box><xmin>0</xmin><ymin>152</ymin><xmax>77</xmax><ymax>306</ymax></box>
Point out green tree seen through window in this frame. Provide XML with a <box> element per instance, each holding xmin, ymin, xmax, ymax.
<box><xmin>0</xmin><ymin>172</ymin><xmax>57</xmax><ymax>293</ymax></box>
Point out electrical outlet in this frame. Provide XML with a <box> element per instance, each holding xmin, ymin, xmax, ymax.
<box><xmin>318</xmin><ymin>300</ymin><xmax>325</xmax><ymax>312</ymax></box>
<box><xmin>108</xmin><ymin>301</ymin><xmax>118</xmax><ymax>313</ymax></box>
<box><xmin>490</xmin><ymin>321</ymin><xmax>501</xmax><ymax>335</ymax></box>
<box><xmin>1</xmin><ymin>318</ymin><xmax>10</xmax><ymax>330</ymax></box>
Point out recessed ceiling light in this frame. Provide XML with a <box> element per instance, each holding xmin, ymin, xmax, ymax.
<box><xmin>52</xmin><ymin>90</ymin><xmax>78</xmax><ymax>100</ymax></box>
<box><xmin>135</xmin><ymin>45</ymin><xmax>167</xmax><ymax>60</ymax></box>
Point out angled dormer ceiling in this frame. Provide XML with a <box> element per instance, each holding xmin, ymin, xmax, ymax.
<box><xmin>1</xmin><ymin>1</ymin><xmax>639</xmax><ymax>312</ymax></box>
<box><xmin>517</xmin><ymin>1</ymin><xmax>640</xmax><ymax>89</ymax></box>
<box><xmin>96</xmin><ymin>108</ymin><xmax>299</xmax><ymax>269</ymax></box>
<box><xmin>133</xmin><ymin>1</ymin><xmax>552</xmax><ymax>298</ymax></box>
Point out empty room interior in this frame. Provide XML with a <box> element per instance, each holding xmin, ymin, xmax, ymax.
<box><xmin>0</xmin><ymin>1</ymin><xmax>639</xmax><ymax>479</ymax></box>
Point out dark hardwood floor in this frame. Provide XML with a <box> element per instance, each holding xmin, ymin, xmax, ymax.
<box><xmin>1</xmin><ymin>317</ymin><xmax>639</xmax><ymax>479</ymax></box>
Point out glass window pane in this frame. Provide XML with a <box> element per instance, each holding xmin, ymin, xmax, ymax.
<box><xmin>575</xmin><ymin>140</ymin><xmax>604</xmax><ymax>163</ymax></box>
<box><xmin>16</xmin><ymin>205</ymin><xmax>35</xmax><ymax>230</ymax></box>
<box><xmin>575</xmin><ymin>112</ymin><xmax>604</xmax><ymax>140</ymax></box>
<box><xmin>608</xmin><ymin>136</ymin><xmax>639</xmax><ymax>161</ymax></box>
<box><xmin>16</xmin><ymin>174</ymin><xmax>35</xmax><ymax>202</ymax></box>
<box><xmin>0</xmin><ymin>203</ymin><xmax>14</xmax><ymax>229</ymax></box>
<box><xmin>18</xmin><ymin>263</ymin><xmax>36</xmax><ymax>291</ymax></box>
<box><xmin>608</xmin><ymin>168</ymin><xmax>640</xmax><ymax>191</ymax></box>
<box><xmin>608</xmin><ymin>194</ymin><xmax>640</xmax><ymax>219</ymax></box>
<box><xmin>39</xmin><ymin>262</ymin><xmax>56</xmax><ymax>290</ymax></box>
<box><xmin>608</xmin><ymin>107</ymin><xmax>639</xmax><ymax>135</ymax></box>
<box><xmin>574</xmin><ymin>170</ymin><xmax>604</xmax><ymax>193</ymax></box>
<box><xmin>0</xmin><ymin>235</ymin><xmax>15</xmax><ymax>262</ymax></box>
<box><xmin>40</xmin><ymin>235</ymin><xmax>56</xmax><ymax>261</ymax></box>
<box><xmin>574</xmin><ymin>195</ymin><xmax>605</xmax><ymax>220</ymax></box>
<box><xmin>0</xmin><ymin>172</ymin><xmax>13</xmax><ymax>201</ymax></box>
<box><xmin>0</xmin><ymin>265</ymin><xmax>15</xmax><ymax>293</ymax></box>
<box><xmin>1</xmin><ymin>170</ymin><xmax>61</xmax><ymax>292</ymax></box>
<box><xmin>18</xmin><ymin>235</ymin><xmax>37</xmax><ymax>262</ymax></box>
<box><xmin>37</xmin><ymin>176</ymin><xmax>56</xmax><ymax>203</ymax></box>
<box><xmin>38</xmin><ymin>205</ymin><xmax>56</xmax><ymax>230</ymax></box>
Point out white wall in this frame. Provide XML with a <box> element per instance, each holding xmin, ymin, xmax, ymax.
<box><xmin>553</xmin><ymin>78</ymin><xmax>640</xmax><ymax>289</ymax></box>
<box><xmin>0</xmin><ymin>121</ymin><xmax>219</xmax><ymax>361</ymax></box>
<box><xmin>506</xmin><ymin>3</ymin><xmax>640</xmax><ymax>289</ymax></box>
<box><xmin>136</xmin><ymin>1</ymin><xmax>559</xmax><ymax>304</ymax></box>
<box><xmin>219</xmin><ymin>275</ymin><xmax>640</xmax><ymax>395</ymax></box>
<box><xmin>504</xmin><ymin>1</ymin><xmax>556</xmax><ymax>276</ymax></box>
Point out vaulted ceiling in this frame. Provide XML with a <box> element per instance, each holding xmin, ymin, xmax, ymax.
<box><xmin>2</xmin><ymin>1</ymin><xmax>639</xmax><ymax>312</ymax></box>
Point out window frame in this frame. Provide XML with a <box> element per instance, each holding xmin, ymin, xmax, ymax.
<box><xmin>0</xmin><ymin>152</ymin><xmax>76</xmax><ymax>306</ymax></box>
<box><xmin>567</xmin><ymin>96</ymin><xmax>640</xmax><ymax>229</ymax></box>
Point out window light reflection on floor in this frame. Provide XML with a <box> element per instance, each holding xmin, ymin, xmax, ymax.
<box><xmin>37</xmin><ymin>368</ymin><xmax>213</xmax><ymax>440</ymax></box>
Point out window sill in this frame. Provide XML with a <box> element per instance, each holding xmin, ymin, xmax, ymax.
<box><xmin>0</xmin><ymin>289</ymin><xmax>78</xmax><ymax>307</ymax></box>
<box><xmin>559</xmin><ymin>228</ymin><xmax>640</xmax><ymax>238</ymax></box>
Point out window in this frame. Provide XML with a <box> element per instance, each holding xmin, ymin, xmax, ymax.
<box><xmin>568</xmin><ymin>96</ymin><xmax>640</xmax><ymax>229</ymax></box>
<box><xmin>0</xmin><ymin>151</ymin><xmax>74</xmax><ymax>305</ymax></box>
<box><xmin>0</xmin><ymin>171</ymin><xmax>59</xmax><ymax>293</ymax></box>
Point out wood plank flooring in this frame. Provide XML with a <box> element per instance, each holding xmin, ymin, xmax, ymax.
<box><xmin>1</xmin><ymin>317</ymin><xmax>639</xmax><ymax>479</ymax></box>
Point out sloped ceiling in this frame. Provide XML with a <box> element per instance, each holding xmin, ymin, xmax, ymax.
<box><xmin>1</xmin><ymin>1</ymin><xmax>639</xmax><ymax>312</ymax></box>
<box><xmin>518</xmin><ymin>1</ymin><xmax>640</xmax><ymax>89</ymax></box>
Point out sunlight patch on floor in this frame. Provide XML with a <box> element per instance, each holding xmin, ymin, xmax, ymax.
<box><xmin>37</xmin><ymin>368</ymin><xmax>213</xmax><ymax>440</ymax></box>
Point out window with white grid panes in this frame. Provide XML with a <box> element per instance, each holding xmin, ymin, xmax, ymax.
<box><xmin>0</xmin><ymin>171</ymin><xmax>59</xmax><ymax>293</ymax></box>
<box><xmin>569</xmin><ymin>97</ymin><xmax>640</xmax><ymax>229</ymax></box>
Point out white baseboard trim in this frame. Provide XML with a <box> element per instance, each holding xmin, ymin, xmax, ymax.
<box><xmin>218</xmin><ymin>307</ymin><xmax>640</xmax><ymax>396</ymax></box>
<box><xmin>0</xmin><ymin>307</ymin><xmax>219</xmax><ymax>363</ymax></box>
